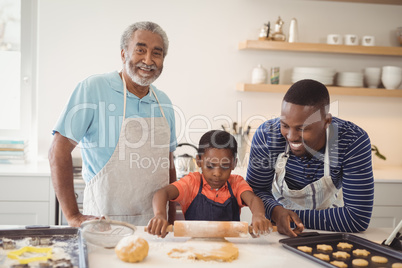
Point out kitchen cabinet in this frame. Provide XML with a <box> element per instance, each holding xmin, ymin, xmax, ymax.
<box><xmin>0</xmin><ymin>175</ymin><xmax>56</xmax><ymax>225</ymax></box>
<box><xmin>370</xmin><ymin>181</ymin><xmax>402</xmax><ymax>228</ymax></box>
<box><xmin>237</xmin><ymin>40</ymin><xmax>402</xmax><ymax>97</ymax></box>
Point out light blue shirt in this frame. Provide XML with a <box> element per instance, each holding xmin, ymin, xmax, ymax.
<box><xmin>53</xmin><ymin>71</ymin><xmax>177</xmax><ymax>183</ymax></box>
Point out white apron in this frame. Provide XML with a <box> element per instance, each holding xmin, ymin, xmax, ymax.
<box><xmin>83</xmin><ymin>73</ymin><xmax>170</xmax><ymax>226</ymax></box>
<box><xmin>272</xmin><ymin>129</ymin><xmax>344</xmax><ymax>210</ymax></box>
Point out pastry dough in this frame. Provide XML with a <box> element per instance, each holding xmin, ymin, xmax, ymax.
<box><xmin>337</xmin><ymin>242</ymin><xmax>353</xmax><ymax>251</ymax></box>
<box><xmin>371</xmin><ymin>255</ymin><xmax>388</xmax><ymax>264</ymax></box>
<box><xmin>332</xmin><ymin>251</ymin><xmax>350</xmax><ymax>260</ymax></box>
<box><xmin>352</xmin><ymin>258</ymin><xmax>369</xmax><ymax>267</ymax></box>
<box><xmin>168</xmin><ymin>238</ymin><xmax>239</xmax><ymax>262</ymax></box>
<box><xmin>115</xmin><ymin>235</ymin><xmax>149</xmax><ymax>263</ymax></box>
<box><xmin>330</xmin><ymin>260</ymin><xmax>348</xmax><ymax>268</ymax></box>
<box><xmin>352</xmin><ymin>249</ymin><xmax>370</xmax><ymax>258</ymax></box>
<box><xmin>317</xmin><ymin>244</ymin><xmax>333</xmax><ymax>252</ymax></box>
<box><xmin>313</xmin><ymin>253</ymin><xmax>330</xmax><ymax>261</ymax></box>
<box><xmin>297</xmin><ymin>246</ymin><xmax>313</xmax><ymax>253</ymax></box>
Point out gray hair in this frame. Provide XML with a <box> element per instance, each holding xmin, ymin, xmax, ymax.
<box><xmin>120</xmin><ymin>21</ymin><xmax>169</xmax><ymax>58</ymax></box>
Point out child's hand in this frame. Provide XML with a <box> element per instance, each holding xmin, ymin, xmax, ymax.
<box><xmin>146</xmin><ymin>215</ymin><xmax>170</xmax><ymax>238</ymax></box>
<box><xmin>251</xmin><ymin>214</ymin><xmax>273</xmax><ymax>237</ymax></box>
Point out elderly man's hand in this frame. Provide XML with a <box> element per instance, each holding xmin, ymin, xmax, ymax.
<box><xmin>67</xmin><ymin>212</ymin><xmax>99</xmax><ymax>227</ymax></box>
<box><xmin>272</xmin><ymin>206</ymin><xmax>304</xmax><ymax>237</ymax></box>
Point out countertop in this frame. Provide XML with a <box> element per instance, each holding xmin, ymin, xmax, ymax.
<box><xmin>1</xmin><ymin>160</ymin><xmax>402</xmax><ymax>182</ymax></box>
<box><xmin>87</xmin><ymin>227</ymin><xmax>396</xmax><ymax>268</ymax></box>
<box><xmin>0</xmin><ymin>226</ymin><xmax>396</xmax><ymax>268</ymax></box>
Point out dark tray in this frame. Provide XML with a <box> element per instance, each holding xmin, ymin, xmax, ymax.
<box><xmin>279</xmin><ymin>233</ymin><xmax>402</xmax><ymax>268</ymax></box>
<box><xmin>0</xmin><ymin>227</ymin><xmax>88</xmax><ymax>268</ymax></box>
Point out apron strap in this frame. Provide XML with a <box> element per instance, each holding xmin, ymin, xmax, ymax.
<box><xmin>198</xmin><ymin>173</ymin><xmax>204</xmax><ymax>193</ymax></box>
<box><xmin>324</xmin><ymin>127</ymin><xmax>330</xmax><ymax>177</ymax></box>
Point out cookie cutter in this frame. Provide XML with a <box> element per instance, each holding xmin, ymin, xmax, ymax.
<box><xmin>7</xmin><ymin>246</ymin><xmax>52</xmax><ymax>264</ymax></box>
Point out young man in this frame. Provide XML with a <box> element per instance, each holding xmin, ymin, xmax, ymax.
<box><xmin>247</xmin><ymin>79</ymin><xmax>374</xmax><ymax>237</ymax></box>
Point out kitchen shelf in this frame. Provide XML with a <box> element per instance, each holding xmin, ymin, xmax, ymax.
<box><xmin>238</xmin><ymin>40</ymin><xmax>402</xmax><ymax>56</ymax></box>
<box><xmin>237</xmin><ymin>83</ymin><xmax>402</xmax><ymax>98</ymax></box>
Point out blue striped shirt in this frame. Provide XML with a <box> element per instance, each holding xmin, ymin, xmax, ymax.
<box><xmin>246</xmin><ymin>117</ymin><xmax>374</xmax><ymax>232</ymax></box>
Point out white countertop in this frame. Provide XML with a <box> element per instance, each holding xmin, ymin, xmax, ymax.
<box><xmin>0</xmin><ymin>226</ymin><xmax>396</xmax><ymax>267</ymax></box>
<box><xmin>88</xmin><ymin>227</ymin><xmax>395</xmax><ymax>268</ymax></box>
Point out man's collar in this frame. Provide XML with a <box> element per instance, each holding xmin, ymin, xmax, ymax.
<box><xmin>111</xmin><ymin>72</ymin><xmax>157</xmax><ymax>103</ymax></box>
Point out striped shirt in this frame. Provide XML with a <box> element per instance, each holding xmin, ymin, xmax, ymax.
<box><xmin>246</xmin><ymin>117</ymin><xmax>374</xmax><ymax>232</ymax></box>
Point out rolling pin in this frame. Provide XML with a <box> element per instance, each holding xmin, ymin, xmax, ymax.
<box><xmin>145</xmin><ymin>221</ymin><xmax>277</xmax><ymax>238</ymax></box>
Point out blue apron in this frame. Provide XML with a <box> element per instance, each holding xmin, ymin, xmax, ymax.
<box><xmin>184</xmin><ymin>174</ymin><xmax>240</xmax><ymax>221</ymax></box>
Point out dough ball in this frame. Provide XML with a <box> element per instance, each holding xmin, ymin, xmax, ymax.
<box><xmin>115</xmin><ymin>235</ymin><xmax>149</xmax><ymax>263</ymax></box>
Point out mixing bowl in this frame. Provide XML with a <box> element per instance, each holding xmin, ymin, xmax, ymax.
<box><xmin>80</xmin><ymin>218</ymin><xmax>136</xmax><ymax>248</ymax></box>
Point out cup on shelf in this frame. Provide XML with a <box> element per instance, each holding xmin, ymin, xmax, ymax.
<box><xmin>327</xmin><ymin>34</ymin><xmax>342</xmax><ymax>45</ymax></box>
<box><xmin>381</xmin><ymin>66</ymin><xmax>402</xmax><ymax>90</ymax></box>
<box><xmin>363</xmin><ymin>67</ymin><xmax>381</xmax><ymax>88</ymax></box>
<box><xmin>344</xmin><ymin>34</ymin><xmax>358</xmax><ymax>46</ymax></box>
<box><xmin>362</xmin><ymin>35</ymin><xmax>375</xmax><ymax>46</ymax></box>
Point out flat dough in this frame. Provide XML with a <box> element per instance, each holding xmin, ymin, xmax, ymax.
<box><xmin>168</xmin><ymin>238</ymin><xmax>239</xmax><ymax>262</ymax></box>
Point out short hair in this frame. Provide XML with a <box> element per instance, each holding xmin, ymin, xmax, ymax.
<box><xmin>120</xmin><ymin>21</ymin><xmax>169</xmax><ymax>58</ymax></box>
<box><xmin>283</xmin><ymin>79</ymin><xmax>330</xmax><ymax>112</ymax></box>
<box><xmin>198</xmin><ymin>130</ymin><xmax>237</xmax><ymax>159</ymax></box>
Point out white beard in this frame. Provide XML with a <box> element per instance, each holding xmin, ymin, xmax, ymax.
<box><xmin>125</xmin><ymin>60</ymin><xmax>161</xmax><ymax>87</ymax></box>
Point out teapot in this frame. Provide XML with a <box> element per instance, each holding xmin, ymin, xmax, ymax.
<box><xmin>174</xmin><ymin>143</ymin><xmax>199</xmax><ymax>180</ymax></box>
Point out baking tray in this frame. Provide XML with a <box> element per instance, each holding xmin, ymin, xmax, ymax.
<box><xmin>279</xmin><ymin>233</ymin><xmax>402</xmax><ymax>268</ymax></box>
<box><xmin>0</xmin><ymin>227</ymin><xmax>88</xmax><ymax>268</ymax></box>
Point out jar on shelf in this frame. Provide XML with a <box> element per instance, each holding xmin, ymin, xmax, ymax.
<box><xmin>251</xmin><ymin>64</ymin><xmax>268</xmax><ymax>84</ymax></box>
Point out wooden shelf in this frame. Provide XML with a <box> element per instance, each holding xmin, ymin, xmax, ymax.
<box><xmin>238</xmin><ymin>40</ymin><xmax>402</xmax><ymax>56</ymax></box>
<box><xmin>236</xmin><ymin>83</ymin><xmax>402</xmax><ymax>98</ymax></box>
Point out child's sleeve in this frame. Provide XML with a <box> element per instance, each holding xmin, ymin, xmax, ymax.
<box><xmin>170</xmin><ymin>173</ymin><xmax>199</xmax><ymax>214</ymax></box>
<box><xmin>231</xmin><ymin>175</ymin><xmax>253</xmax><ymax>207</ymax></box>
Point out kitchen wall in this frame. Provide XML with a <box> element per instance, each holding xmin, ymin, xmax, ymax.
<box><xmin>36</xmin><ymin>0</ymin><xmax>402</xmax><ymax>167</ymax></box>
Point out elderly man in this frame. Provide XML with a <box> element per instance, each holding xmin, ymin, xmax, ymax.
<box><xmin>247</xmin><ymin>79</ymin><xmax>374</xmax><ymax>237</ymax></box>
<box><xmin>49</xmin><ymin>21</ymin><xmax>177</xmax><ymax>227</ymax></box>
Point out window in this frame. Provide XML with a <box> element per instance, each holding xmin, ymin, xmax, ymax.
<box><xmin>0</xmin><ymin>0</ymin><xmax>36</xmax><ymax>140</ymax></box>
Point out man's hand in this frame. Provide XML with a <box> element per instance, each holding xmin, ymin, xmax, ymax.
<box><xmin>67</xmin><ymin>212</ymin><xmax>99</xmax><ymax>227</ymax></box>
<box><xmin>147</xmin><ymin>215</ymin><xmax>170</xmax><ymax>238</ymax></box>
<box><xmin>272</xmin><ymin>206</ymin><xmax>304</xmax><ymax>237</ymax></box>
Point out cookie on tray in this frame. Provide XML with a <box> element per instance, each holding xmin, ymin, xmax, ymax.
<box><xmin>352</xmin><ymin>258</ymin><xmax>369</xmax><ymax>267</ymax></box>
<box><xmin>330</xmin><ymin>260</ymin><xmax>348</xmax><ymax>268</ymax></box>
<box><xmin>297</xmin><ymin>246</ymin><xmax>313</xmax><ymax>253</ymax></box>
<box><xmin>332</xmin><ymin>251</ymin><xmax>350</xmax><ymax>260</ymax></box>
<box><xmin>371</xmin><ymin>256</ymin><xmax>388</xmax><ymax>264</ymax></box>
<box><xmin>337</xmin><ymin>242</ymin><xmax>353</xmax><ymax>251</ymax></box>
<box><xmin>392</xmin><ymin>263</ymin><xmax>402</xmax><ymax>268</ymax></box>
<box><xmin>313</xmin><ymin>253</ymin><xmax>330</xmax><ymax>262</ymax></box>
<box><xmin>352</xmin><ymin>249</ymin><xmax>370</xmax><ymax>258</ymax></box>
<box><xmin>316</xmin><ymin>244</ymin><xmax>333</xmax><ymax>253</ymax></box>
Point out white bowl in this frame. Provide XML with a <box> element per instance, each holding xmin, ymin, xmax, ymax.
<box><xmin>381</xmin><ymin>73</ymin><xmax>402</xmax><ymax>90</ymax></box>
<box><xmin>382</xmin><ymin>66</ymin><xmax>402</xmax><ymax>75</ymax></box>
<box><xmin>364</xmin><ymin>67</ymin><xmax>381</xmax><ymax>88</ymax></box>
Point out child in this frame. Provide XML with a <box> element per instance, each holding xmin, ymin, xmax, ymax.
<box><xmin>146</xmin><ymin>130</ymin><xmax>272</xmax><ymax>238</ymax></box>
